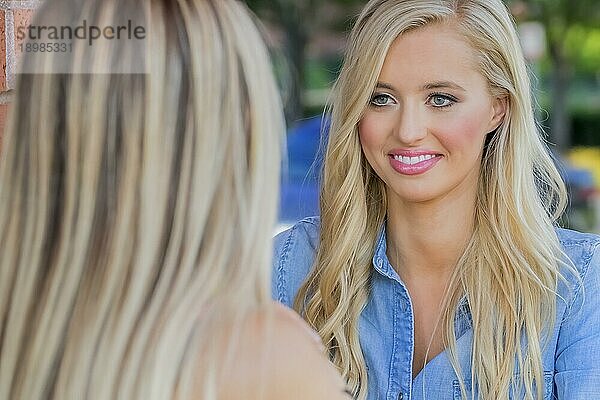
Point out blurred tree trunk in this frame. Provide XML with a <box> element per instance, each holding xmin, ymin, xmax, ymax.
<box><xmin>245</xmin><ymin>0</ymin><xmax>362</xmax><ymax>125</ymax></box>
<box><xmin>245</xmin><ymin>0</ymin><xmax>314</xmax><ymax>124</ymax></box>
<box><xmin>530</xmin><ymin>0</ymin><xmax>573</xmax><ymax>153</ymax></box>
<box><xmin>280</xmin><ymin>4</ymin><xmax>308</xmax><ymax>124</ymax></box>
<box><xmin>548</xmin><ymin>40</ymin><xmax>571</xmax><ymax>151</ymax></box>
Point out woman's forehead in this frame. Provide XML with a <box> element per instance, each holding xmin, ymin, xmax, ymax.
<box><xmin>377</xmin><ymin>23</ymin><xmax>485</xmax><ymax>91</ymax></box>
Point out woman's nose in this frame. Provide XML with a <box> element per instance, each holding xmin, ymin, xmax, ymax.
<box><xmin>394</xmin><ymin>105</ymin><xmax>427</xmax><ymax>145</ymax></box>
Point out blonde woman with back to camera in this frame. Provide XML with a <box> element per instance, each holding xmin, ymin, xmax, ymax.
<box><xmin>0</xmin><ymin>0</ymin><xmax>351</xmax><ymax>399</ymax></box>
<box><xmin>272</xmin><ymin>0</ymin><xmax>600</xmax><ymax>399</ymax></box>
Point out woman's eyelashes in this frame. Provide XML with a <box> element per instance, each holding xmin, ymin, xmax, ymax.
<box><xmin>370</xmin><ymin>93</ymin><xmax>397</xmax><ymax>107</ymax></box>
<box><xmin>426</xmin><ymin>92</ymin><xmax>458</xmax><ymax>108</ymax></box>
<box><xmin>369</xmin><ymin>92</ymin><xmax>459</xmax><ymax>108</ymax></box>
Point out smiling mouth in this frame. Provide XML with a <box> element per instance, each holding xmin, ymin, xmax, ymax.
<box><xmin>389</xmin><ymin>154</ymin><xmax>442</xmax><ymax>165</ymax></box>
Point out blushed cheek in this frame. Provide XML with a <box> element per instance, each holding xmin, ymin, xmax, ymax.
<box><xmin>440</xmin><ymin>118</ymin><xmax>488</xmax><ymax>154</ymax></box>
<box><xmin>357</xmin><ymin>116</ymin><xmax>385</xmax><ymax>178</ymax></box>
<box><xmin>357</xmin><ymin>124</ymin><xmax>369</xmax><ymax>155</ymax></box>
<box><xmin>358</xmin><ymin>114</ymin><xmax>382</xmax><ymax>155</ymax></box>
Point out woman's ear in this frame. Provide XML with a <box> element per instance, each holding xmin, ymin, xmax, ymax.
<box><xmin>487</xmin><ymin>96</ymin><xmax>508</xmax><ymax>133</ymax></box>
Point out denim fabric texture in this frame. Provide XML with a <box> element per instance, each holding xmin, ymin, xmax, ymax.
<box><xmin>271</xmin><ymin>217</ymin><xmax>600</xmax><ymax>400</ymax></box>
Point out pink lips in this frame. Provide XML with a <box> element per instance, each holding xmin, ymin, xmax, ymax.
<box><xmin>388</xmin><ymin>149</ymin><xmax>443</xmax><ymax>176</ymax></box>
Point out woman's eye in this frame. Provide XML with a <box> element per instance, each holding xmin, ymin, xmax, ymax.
<box><xmin>428</xmin><ymin>94</ymin><xmax>455</xmax><ymax>108</ymax></box>
<box><xmin>371</xmin><ymin>94</ymin><xmax>395</xmax><ymax>107</ymax></box>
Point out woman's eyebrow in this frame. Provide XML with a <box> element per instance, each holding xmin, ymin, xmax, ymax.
<box><xmin>375</xmin><ymin>82</ymin><xmax>396</xmax><ymax>91</ymax></box>
<box><xmin>422</xmin><ymin>81</ymin><xmax>466</xmax><ymax>91</ymax></box>
<box><xmin>375</xmin><ymin>81</ymin><xmax>466</xmax><ymax>92</ymax></box>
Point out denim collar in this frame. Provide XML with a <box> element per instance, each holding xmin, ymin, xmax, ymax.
<box><xmin>372</xmin><ymin>222</ymin><xmax>405</xmax><ymax>283</ymax></box>
<box><xmin>372</xmin><ymin>222</ymin><xmax>472</xmax><ymax>335</ymax></box>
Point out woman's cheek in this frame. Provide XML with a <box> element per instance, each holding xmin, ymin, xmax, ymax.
<box><xmin>435</xmin><ymin>118</ymin><xmax>487</xmax><ymax>153</ymax></box>
<box><xmin>358</xmin><ymin>118</ymin><xmax>373</xmax><ymax>151</ymax></box>
<box><xmin>358</xmin><ymin>112</ymin><xmax>388</xmax><ymax>150</ymax></box>
<box><xmin>357</xmin><ymin>114</ymin><xmax>388</xmax><ymax>178</ymax></box>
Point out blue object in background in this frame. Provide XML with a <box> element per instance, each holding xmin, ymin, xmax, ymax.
<box><xmin>278</xmin><ymin>116</ymin><xmax>328</xmax><ymax>223</ymax></box>
<box><xmin>552</xmin><ymin>152</ymin><xmax>598</xmax><ymax>232</ymax></box>
<box><xmin>562</xmin><ymin>165</ymin><xmax>596</xmax><ymax>207</ymax></box>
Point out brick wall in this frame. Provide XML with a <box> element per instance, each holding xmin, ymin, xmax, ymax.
<box><xmin>0</xmin><ymin>1</ymin><xmax>41</xmax><ymax>141</ymax></box>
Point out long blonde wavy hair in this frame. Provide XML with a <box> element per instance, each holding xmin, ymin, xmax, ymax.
<box><xmin>0</xmin><ymin>0</ymin><xmax>284</xmax><ymax>399</ymax></box>
<box><xmin>294</xmin><ymin>1</ymin><xmax>576</xmax><ymax>399</ymax></box>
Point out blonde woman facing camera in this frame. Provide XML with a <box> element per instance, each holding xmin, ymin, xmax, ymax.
<box><xmin>273</xmin><ymin>0</ymin><xmax>600</xmax><ymax>399</ymax></box>
<box><xmin>0</xmin><ymin>0</ymin><xmax>350</xmax><ymax>399</ymax></box>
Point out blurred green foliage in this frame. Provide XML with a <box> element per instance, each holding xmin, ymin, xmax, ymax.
<box><xmin>564</xmin><ymin>26</ymin><xmax>600</xmax><ymax>74</ymax></box>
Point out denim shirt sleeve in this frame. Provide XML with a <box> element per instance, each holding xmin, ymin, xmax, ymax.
<box><xmin>271</xmin><ymin>217</ymin><xmax>321</xmax><ymax>307</ymax></box>
<box><xmin>554</xmin><ymin>234</ymin><xmax>600</xmax><ymax>398</ymax></box>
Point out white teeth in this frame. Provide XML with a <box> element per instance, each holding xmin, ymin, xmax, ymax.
<box><xmin>393</xmin><ymin>154</ymin><xmax>437</xmax><ymax>165</ymax></box>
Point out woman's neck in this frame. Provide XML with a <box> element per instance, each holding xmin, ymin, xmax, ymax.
<box><xmin>385</xmin><ymin>191</ymin><xmax>476</xmax><ymax>283</ymax></box>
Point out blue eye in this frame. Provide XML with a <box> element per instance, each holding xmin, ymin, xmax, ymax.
<box><xmin>370</xmin><ymin>93</ymin><xmax>395</xmax><ymax>107</ymax></box>
<box><xmin>428</xmin><ymin>93</ymin><xmax>457</xmax><ymax>108</ymax></box>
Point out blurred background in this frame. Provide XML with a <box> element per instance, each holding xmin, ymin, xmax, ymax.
<box><xmin>243</xmin><ymin>0</ymin><xmax>600</xmax><ymax>234</ymax></box>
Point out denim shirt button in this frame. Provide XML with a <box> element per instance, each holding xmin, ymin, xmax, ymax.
<box><xmin>398</xmin><ymin>392</ymin><xmax>403</xmax><ymax>400</ymax></box>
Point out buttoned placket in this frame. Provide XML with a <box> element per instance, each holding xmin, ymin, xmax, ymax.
<box><xmin>375</xmin><ymin>255</ymin><xmax>415</xmax><ymax>400</ymax></box>
<box><xmin>395</xmin><ymin>282</ymin><xmax>415</xmax><ymax>400</ymax></box>
<box><xmin>373</xmin><ymin>226</ymin><xmax>417</xmax><ymax>400</ymax></box>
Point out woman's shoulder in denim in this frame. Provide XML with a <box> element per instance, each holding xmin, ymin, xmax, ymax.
<box><xmin>271</xmin><ymin>217</ymin><xmax>321</xmax><ymax>307</ymax></box>
<box><xmin>555</xmin><ymin>227</ymin><xmax>600</xmax><ymax>308</ymax></box>
<box><xmin>553</xmin><ymin>227</ymin><xmax>600</xmax><ymax>397</ymax></box>
<box><xmin>556</xmin><ymin>227</ymin><xmax>600</xmax><ymax>268</ymax></box>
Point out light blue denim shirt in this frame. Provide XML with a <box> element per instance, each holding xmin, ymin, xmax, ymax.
<box><xmin>271</xmin><ymin>217</ymin><xmax>600</xmax><ymax>400</ymax></box>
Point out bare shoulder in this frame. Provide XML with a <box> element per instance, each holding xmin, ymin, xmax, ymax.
<box><xmin>220</xmin><ymin>302</ymin><xmax>351</xmax><ymax>400</ymax></box>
